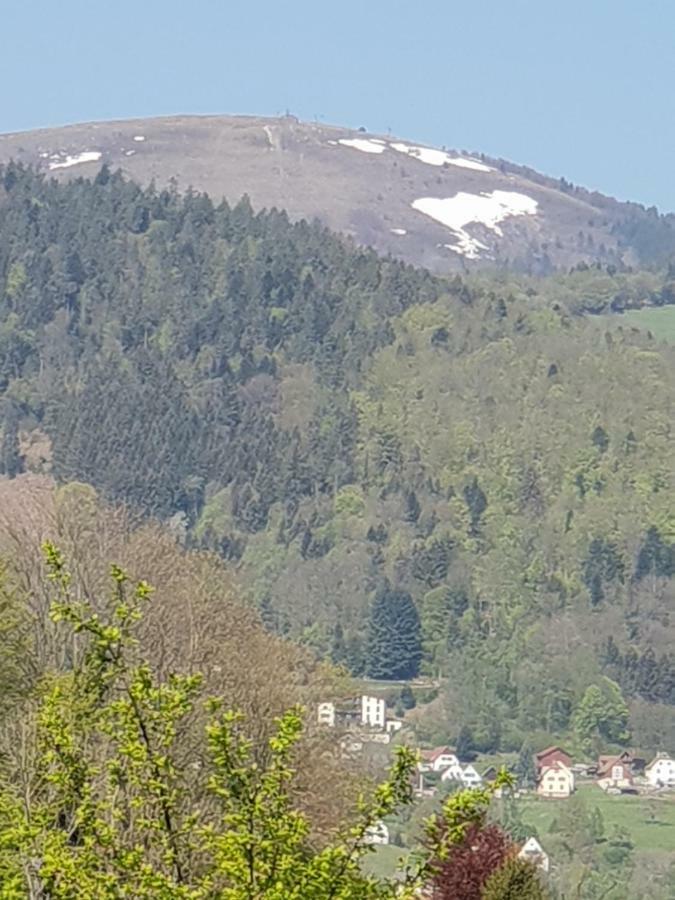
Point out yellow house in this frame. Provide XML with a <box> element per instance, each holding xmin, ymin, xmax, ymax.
<box><xmin>537</xmin><ymin>760</ymin><xmax>574</xmax><ymax>798</ymax></box>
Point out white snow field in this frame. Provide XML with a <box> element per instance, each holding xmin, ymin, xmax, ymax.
<box><xmin>390</xmin><ymin>142</ymin><xmax>492</xmax><ymax>172</ymax></box>
<box><xmin>337</xmin><ymin>138</ymin><xmax>386</xmax><ymax>154</ymax></box>
<box><xmin>330</xmin><ymin>136</ymin><xmax>492</xmax><ymax>170</ymax></box>
<box><xmin>444</xmin><ymin>156</ymin><xmax>494</xmax><ymax>172</ymax></box>
<box><xmin>48</xmin><ymin>151</ymin><xmax>102</xmax><ymax>170</ymax></box>
<box><xmin>412</xmin><ymin>190</ymin><xmax>538</xmax><ymax>259</ymax></box>
<box><xmin>390</xmin><ymin>228</ymin><xmax>407</xmax><ymax>235</ymax></box>
<box><xmin>133</xmin><ymin>135</ymin><xmax>146</xmax><ymax>142</ymax></box>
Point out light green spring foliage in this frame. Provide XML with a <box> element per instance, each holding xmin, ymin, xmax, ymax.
<box><xmin>0</xmin><ymin>544</ymin><xmax>512</xmax><ymax>899</ymax></box>
<box><xmin>571</xmin><ymin>677</ymin><xmax>630</xmax><ymax>753</ymax></box>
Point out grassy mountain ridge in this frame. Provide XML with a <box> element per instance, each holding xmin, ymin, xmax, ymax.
<box><xmin>2</xmin><ymin>114</ymin><xmax>675</xmax><ymax>274</ymax></box>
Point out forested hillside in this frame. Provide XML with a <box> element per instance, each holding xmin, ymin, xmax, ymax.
<box><xmin>0</xmin><ymin>163</ymin><xmax>674</xmax><ymax>757</ymax></box>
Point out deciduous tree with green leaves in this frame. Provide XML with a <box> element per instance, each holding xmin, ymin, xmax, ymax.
<box><xmin>572</xmin><ymin>677</ymin><xmax>630</xmax><ymax>754</ymax></box>
<box><xmin>0</xmin><ymin>405</ymin><xmax>22</xmax><ymax>479</ymax></box>
<box><xmin>0</xmin><ymin>545</ymin><xmax>516</xmax><ymax>899</ymax></box>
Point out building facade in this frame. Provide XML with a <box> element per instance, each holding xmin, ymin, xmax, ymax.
<box><xmin>537</xmin><ymin>761</ymin><xmax>575</xmax><ymax>798</ymax></box>
<box><xmin>646</xmin><ymin>754</ymin><xmax>675</xmax><ymax>787</ymax></box>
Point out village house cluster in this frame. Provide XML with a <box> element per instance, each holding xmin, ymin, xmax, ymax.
<box><xmin>534</xmin><ymin>746</ymin><xmax>675</xmax><ymax>797</ymax></box>
<box><xmin>417</xmin><ymin>746</ymin><xmax>483</xmax><ymax>790</ymax></box>
<box><xmin>318</xmin><ymin>699</ymin><xmax>675</xmax><ymax>860</ymax></box>
<box><xmin>317</xmin><ymin>698</ymin><xmax>675</xmax><ymax>799</ymax></box>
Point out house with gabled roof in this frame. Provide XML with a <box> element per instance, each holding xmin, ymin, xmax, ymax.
<box><xmin>440</xmin><ymin>763</ymin><xmax>465</xmax><ymax>784</ymax></box>
<box><xmin>594</xmin><ymin>750</ymin><xmax>636</xmax><ymax>773</ymax></box>
<box><xmin>482</xmin><ymin>765</ymin><xmax>498</xmax><ymax>783</ymax></box>
<box><xmin>518</xmin><ymin>837</ymin><xmax>549</xmax><ymax>873</ymax></box>
<box><xmin>537</xmin><ymin>760</ymin><xmax>574</xmax><ymax>798</ymax></box>
<box><xmin>419</xmin><ymin>746</ymin><xmax>459</xmax><ymax>772</ymax></box>
<box><xmin>534</xmin><ymin>745</ymin><xmax>572</xmax><ymax>775</ymax></box>
<box><xmin>596</xmin><ymin>755</ymin><xmax>634</xmax><ymax>792</ymax></box>
<box><xmin>439</xmin><ymin>763</ymin><xmax>483</xmax><ymax>788</ymax></box>
<box><xmin>461</xmin><ymin>764</ymin><xmax>482</xmax><ymax>786</ymax></box>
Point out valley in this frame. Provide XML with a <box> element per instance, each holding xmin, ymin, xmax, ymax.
<box><xmin>0</xmin><ymin>117</ymin><xmax>673</xmax><ymax>897</ymax></box>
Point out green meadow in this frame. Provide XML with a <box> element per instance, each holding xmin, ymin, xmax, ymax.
<box><xmin>520</xmin><ymin>784</ymin><xmax>675</xmax><ymax>855</ymax></box>
<box><xmin>609</xmin><ymin>306</ymin><xmax>675</xmax><ymax>342</ymax></box>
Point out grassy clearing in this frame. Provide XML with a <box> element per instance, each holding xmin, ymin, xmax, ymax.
<box><xmin>361</xmin><ymin>844</ymin><xmax>409</xmax><ymax>879</ymax></box>
<box><xmin>520</xmin><ymin>784</ymin><xmax>675</xmax><ymax>854</ymax></box>
<box><xmin>609</xmin><ymin>306</ymin><xmax>675</xmax><ymax>342</ymax></box>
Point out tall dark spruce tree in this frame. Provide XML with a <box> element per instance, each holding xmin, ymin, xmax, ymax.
<box><xmin>0</xmin><ymin>406</ymin><xmax>22</xmax><ymax>479</ymax></box>
<box><xmin>634</xmin><ymin>526</ymin><xmax>675</xmax><ymax>581</ymax></box>
<box><xmin>366</xmin><ymin>584</ymin><xmax>422</xmax><ymax>680</ymax></box>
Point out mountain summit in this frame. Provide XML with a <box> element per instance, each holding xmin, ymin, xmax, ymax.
<box><xmin>1</xmin><ymin>114</ymin><xmax>673</xmax><ymax>273</ymax></box>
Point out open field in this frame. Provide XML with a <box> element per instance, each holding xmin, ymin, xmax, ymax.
<box><xmin>361</xmin><ymin>845</ymin><xmax>410</xmax><ymax>880</ymax></box>
<box><xmin>608</xmin><ymin>305</ymin><xmax>675</xmax><ymax>342</ymax></box>
<box><xmin>520</xmin><ymin>784</ymin><xmax>675</xmax><ymax>855</ymax></box>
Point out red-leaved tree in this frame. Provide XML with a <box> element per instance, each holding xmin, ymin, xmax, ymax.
<box><xmin>428</xmin><ymin>821</ymin><xmax>513</xmax><ymax>899</ymax></box>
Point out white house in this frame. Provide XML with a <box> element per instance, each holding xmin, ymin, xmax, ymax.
<box><xmin>440</xmin><ymin>763</ymin><xmax>465</xmax><ymax>783</ymax></box>
<box><xmin>646</xmin><ymin>753</ymin><xmax>675</xmax><ymax>787</ymax></box>
<box><xmin>364</xmin><ymin>820</ymin><xmax>390</xmax><ymax>846</ymax></box>
<box><xmin>361</xmin><ymin>695</ymin><xmax>386</xmax><ymax>729</ymax></box>
<box><xmin>537</xmin><ymin>761</ymin><xmax>575</xmax><ymax>798</ymax></box>
<box><xmin>317</xmin><ymin>702</ymin><xmax>336</xmax><ymax>727</ymax></box>
<box><xmin>518</xmin><ymin>837</ymin><xmax>549</xmax><ymax>873</ymax></box>
<box><xmin>420</xmin><ymin>747</ymin><xmax>460</xmax><ymax>772</ymax></box>
<box><xmin>440</xmin><ymin>764</ymin><xmax>482</xmax><ymax>787</ymax></box>
<box><xmin>461</xmin><ymin>764</ymin><xmax>482</xmax><ymax>787</ymax></box>
<box><xmin>386</xmin><ymin>718</ymin><xmax>403</xmax><ymax>734</ymax></box>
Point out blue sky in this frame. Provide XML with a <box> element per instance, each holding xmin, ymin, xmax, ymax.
<box><xmin>3</xmin><ymin>0</ymin><xmax>674</xmax><ymax>209</ymax></box>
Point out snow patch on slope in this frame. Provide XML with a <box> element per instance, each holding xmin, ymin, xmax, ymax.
<box><xmin>337</xmin><ymin>138</ymin><xmax>387</xmax><ymax>154</ymax></box>
<box><xmin>412</xmin><ymin>190</ymin><xmax>538</xmax><ymax>259</ymax></box>
<box><xmin>390</xmin><ymin>228</ymin><xmax>407</xmax><ymax>235</ymax></box>
<box><xmin>48</xmin><ymin>151</ymin><xmax>102</xmax><ymax>170</ymax></box>
<box><xmin>390</xmin><ymin>142</ymin><xmax>492</xmax><ymax>172</ymax></box>
<box><xmin>445</xmin><ymin>156</ymin><xmax>494</xmax><ymax>172</ymax></box>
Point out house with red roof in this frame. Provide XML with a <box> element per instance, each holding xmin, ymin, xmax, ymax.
<box><xmin>534</xmin><ymin>745</ymin><xmax>572</xmax><ymax>775</ymax></box>
<box><xmin>596</xmin><ymin>755</ymin><xmax>634</xmax><ymax>792</ymax></box>
<box><xmin>419</xmin><ymin>746</ymin><xmax>460</xmax><ymax>773</ymax></box>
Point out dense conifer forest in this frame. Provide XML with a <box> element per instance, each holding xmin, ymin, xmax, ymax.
<box><xmin>0</xmin><ymin>162</ymin><xmax>674</xmax><ymax>759</ymax></box>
